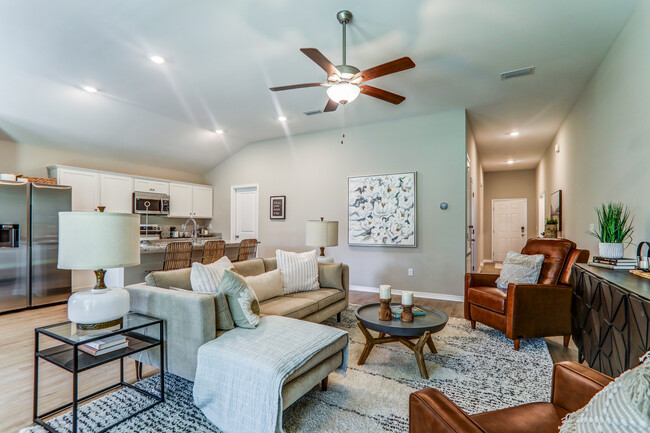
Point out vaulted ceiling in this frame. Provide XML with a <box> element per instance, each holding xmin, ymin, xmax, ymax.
<box><xmin>0</xmin><ymin>0</ymin><xmax>639</xmax><ymax>173</ymax></box>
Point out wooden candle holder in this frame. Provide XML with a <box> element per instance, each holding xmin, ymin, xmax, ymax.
<box><xmin>378</xmin><ymin>298</ymin><xmax>392</xmax><ymax>321</ymax></box>
<box><xmin>401</xmin><ymin>304</ymin><xmax>414</xmax><ymax>322</ymax></box>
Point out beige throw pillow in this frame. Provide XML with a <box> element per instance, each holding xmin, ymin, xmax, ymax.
<box><xmin>318</xmin><ymin>263</ymin><xmax>344</xmax><ymax>291</ymax></box>
<box><xmin>276</xmin><ymin>249</ymin><xmax>320</xmax><ymax>294</ymax></box>
<box><xmin>244</xmin><ymin>269</ymin><xmax>284</xmax><ymax>302</ymax></box>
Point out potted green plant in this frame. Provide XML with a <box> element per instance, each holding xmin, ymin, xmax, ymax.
<box><xmin>587</xmin><ymin>202</ymin><xmax>634</xmax><ymax>259</ymax></box>
<box><xmin>544</xmin><ymin>218</ymin><xmax>559</xmax><ymax>238</ymax></box>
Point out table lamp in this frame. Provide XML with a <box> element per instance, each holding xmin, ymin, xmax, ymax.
<box><xmin>58</xmin><ymin>211</ymin><xmax>140</xmax><ymax>329</ymax></box>
<box><xmin>306</xmin><ymin>217</ymin><xmax>339</xmax><ymax>263</ymax></box>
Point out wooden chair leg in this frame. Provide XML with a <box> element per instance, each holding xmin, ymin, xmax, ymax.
<box><xmin>337</xmin><ymin>312</ymin><xmax>342</xmax><ymax>322</ymax></box>
<box><xmin>470</xmin><ymin>320</ymin><xmax>476</xmax><ymax>329</ymax></box>
<box><xmin>513</xmin><ymin>339</ymin><xmax>520</xmax><ymax>351</ymax></box>
<box><xmin>563</xmin><ymin>335</ymin><xmax>571</xmax><ymax>347</ymax></box>
<box><xmin>135</xmin><ymin>360</ymin><xmax>143</xmax><ymax>381</ymax></box>
<box><xmin>321</xmin><ymin>375</ymin><xmax>328</xmax><ymax>391</ymax></box>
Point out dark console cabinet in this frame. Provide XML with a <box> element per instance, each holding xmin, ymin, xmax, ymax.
<box><xmin>571</xmin><ymin>263</ymin><xmax>650</xmax><ymax>377</ymax></box>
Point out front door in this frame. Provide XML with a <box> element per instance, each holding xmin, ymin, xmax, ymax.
<box><xmin>231</xmin><ymin>185</ymin><xmax>258</xmax><ymax>241</ymax></box>
<box><xmin>492</xmin><ymin>198</ymin><xmax>527</xmax><ymax>262</ymax></box>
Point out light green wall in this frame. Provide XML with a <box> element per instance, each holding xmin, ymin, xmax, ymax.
<box><xmin>536</xmin><ymin>0</ymin><xmax>650</xmax><ymax>256</ymax></box>
<box><xmin>207</xmin><ymin>110</ymin><xmax>468</xmax><ymax>297</ymax></box>
<box><xmin>0</xmin><ymin>139</ymin><xmax>205</xmax><ymax>183</ymax></box>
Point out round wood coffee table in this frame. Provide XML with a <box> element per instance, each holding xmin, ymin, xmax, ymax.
<box><xmin>355</xmin><ymin>303</ymin><xmax>449</xmax><ymax>379</ymax></box>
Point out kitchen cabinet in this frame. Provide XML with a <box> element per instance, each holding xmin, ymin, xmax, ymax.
<box><xmin>192</xmin><ymin>185</ymin><xmax>213</xmax><ymax>218</ymax></box>
<box><xmin>99</xmin><ymin>174</ymin><xmax>133</xmax><ymax>213</ymax></box>
<box><xmin>169</xmin><ymin>183</ymin><xmax>213</xmax><ymax>218</ymax></box>
<box><xmin>56</xmin><ymin>168</ymin><xmax>99</xmax><ymax>212</ymax></box>
<box><xmin>134</xmin><ymin>179</ymin><xmax>169</xmax><ymax>194</ymax></box>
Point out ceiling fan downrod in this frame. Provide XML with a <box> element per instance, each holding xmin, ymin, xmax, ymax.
<box><xmin>337</xmin><ymin>10</ymin><xmax>353</xmax><ymax>67</ymax></box>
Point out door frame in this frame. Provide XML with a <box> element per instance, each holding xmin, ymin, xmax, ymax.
<box><xmin>491</xmin><ymin>198</ymin><xmax>527</xmax><ymax>262</ymax></box>
<box><xmin>230</xmin><ymin>184</ymin><xmax>259</xmax><ymax>241</ymax></box>
<box><xmin>538</xmin><ymin>192</ymin><xmax>546</xmax><ymax>237</ymax></box>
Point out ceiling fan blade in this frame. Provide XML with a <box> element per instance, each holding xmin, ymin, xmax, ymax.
<box><xmin>300</xmin><ymin>48</ymin><xmax>340</xmax><ymax>76</ymax></box>
<box><xmin>323</xmin><ymin>99</ymin><xmax>339</xmax><ymax>112</ymax></box>
<box><xmin>353</xmin><ymin>57</ymin><xmax>415</xmax><ymax>82</ymax></box>
<box><xmin>360</xmin><ymin>85</ymin><xmax>406</xmax><ymax>104</ymax></box>
<box><xmin>269</xmin><ymin>83</ymin><xmax>328</xmax><ymax>91</ymax></box>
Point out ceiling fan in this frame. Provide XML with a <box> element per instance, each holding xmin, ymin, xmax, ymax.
<box><xmin>269</xmin><ymin>10</ymin><xmax>415</xmax><ymax>112</ymax></box>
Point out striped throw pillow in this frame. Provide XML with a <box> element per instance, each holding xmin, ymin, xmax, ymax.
<box><xmin>276</xmin><ymin>249</ymin><xmax>320</xmax><ymax>294</ymax></box>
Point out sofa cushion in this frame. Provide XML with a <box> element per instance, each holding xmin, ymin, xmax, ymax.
<box><xmin>521</xmin><ymin>238</ymin><xmax>576</xmax><ymax>285</ymax></box>
<box><xmin>145</xmin><ymin>267</ymin><xmax>192</xmax><ymax>291</ymax></box>
<box><xmin>259</xmin><ymin>296</ymin><xmax>319</xmax><ymax>319</ymax></box>
<box><xmin>232</xmin><ymin>258</ymin><xmax>266</xmax><ymax>277</ymax></box>
<box><xmin>245</xmin><ymin>269</ymin><xmax>284</xmax><ymax>302</ymax></box>
<box><xmin>220</xmin><ymin>270</ymin><xmax>261</xmax><ymax>328</ymax></box>
<box><xmin>262</xmin><ymin>257</ymin><xmax>277</xmax><ymax>272</ymax></box>
<box><xmin>276</xmin><ymin>249</ymin><xmax>320</xmax><ymax>294</ymax></box>
<box><xmin>285</xmin><ymin>333</ymin><xmax>348</xmax><ymax>383</ymax></box>
<box><xmin>190</xmin><ymin>257</ymin><xmax>234</xmax><ymax>293</ymax></box>
<box><xmin>288</xmin><ymin>289</ymin><xmax>345</xmax><ymax>310</ymax></box>
<box><xmin>467</xmin><ymin>286</ymin><xmax>507</xmax><ymax>314</ymax></box>
<box><xmin>471</xmin><ymin>402</ymin><xmax>561</xmax><ymax>433</ymax></box>
<box><xmin>318</xmin><ymin>263</ymin><xmax>344</xmax><ymax>291</ymax></box>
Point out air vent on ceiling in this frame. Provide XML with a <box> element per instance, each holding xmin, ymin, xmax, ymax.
<box><xmin>500</xmin><ymin>67</ymin><xmax>535</xmax><ymax>80</ymax></box>
<box><xmin>303</xmin><ymin>109</ymin><xmax>322</xmax><ymax>116</ymax></box>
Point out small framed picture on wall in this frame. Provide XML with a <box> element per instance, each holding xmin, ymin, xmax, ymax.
<box><xmin>270</xmin><ymin>196</ymin><xmax>286</xmax><ymax>220</ymax></box>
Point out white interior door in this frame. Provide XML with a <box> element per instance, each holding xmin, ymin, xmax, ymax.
<box><xmin>492</xmin><ymin>198</ymin><xmax>527</xmax><ymax>262</ymax></box>
<box><xmin>231</xmin><ymin>185</ymin><xmax>258</xmax><ymax>241</ymax></box>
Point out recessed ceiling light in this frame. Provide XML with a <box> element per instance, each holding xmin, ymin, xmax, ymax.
<box><xmin>82</xmin><ymin>86</ymin><xmax>98</xmax><ymax>93</ymax></box>
<box><xmin>278</xmin><ymin>116</ymin><xmax>287</xmax><ymax>122</ymax></box>
<box><xmin>149</xmin><ymin>55</ymin><xmax>166</xmax><ymax>64</ymax></box>
<box><xmin>508</xmin><ymin>131</ymin><xmax>520</xmax><ymax>137</ymax></box>
<box><xmin>215</xmin><ymin>129</ymin><xmax>224</xmax><ymax>135</ymax></box>
<box><xmin>507</xmin><ymin>159</ymin><xmax>515</xmax><ymax>164</ymax></box>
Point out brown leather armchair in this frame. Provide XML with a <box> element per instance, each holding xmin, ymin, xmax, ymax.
<box><xmin>409</xmin><ymin>361</ymin><xmax>612</xmax><ymax>433</ymax></box>
<box><xmin>465</xmin><ymin>238</ymin><xmax>589</xmax><ymax>350</ymax></box>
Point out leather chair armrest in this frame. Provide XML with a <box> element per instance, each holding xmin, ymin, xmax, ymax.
<box><xmin>410</xmin><ymin>389</ymin><xmax>486</xmax><ymax>433</ymax></box>
<box><xmin>551</xmin><ymin>362</ymin><xmax>612</xmax><ymax>414</ymax></box>
<box><xmin>505</xmin><ymin>283</ymin><xmax>573</xmax><ymax>340</ymax></box>
<box><xmin>465</xmin><ymin>273</ymin><xmax>499</xmax><ymax>319</ymax></box>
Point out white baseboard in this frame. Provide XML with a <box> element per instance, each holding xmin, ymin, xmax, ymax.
<box><xmin>480</xmin><ymin>260</ymin><xmax>493</xmax><ymax>266</ymax></box>
<box><xmin>350</xmin><ymin>285</ymin><xmax>464</xmax><ymax>303</ymax></box>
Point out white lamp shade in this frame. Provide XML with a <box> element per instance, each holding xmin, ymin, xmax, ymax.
<box><xmin>326</xmin><ymin>83</ymin><xmax>361</xmax><ymax>104</ymax></box>
<box><xmin>58</xmin><ymin>212</ymin><xmax>140</xmax><ymax>270</ymax></box>
<box><xmin>306</xmin><ymin>220</ymin><xmax>339</xmax><ymax>247</ymax></box>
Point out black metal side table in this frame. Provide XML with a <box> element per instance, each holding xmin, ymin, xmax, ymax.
<box><xmin>34</xmin><ymin>312</ymin><xmax>164</xmax><ymax>433</ymax></box>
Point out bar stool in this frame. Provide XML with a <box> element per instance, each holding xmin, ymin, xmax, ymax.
<box><xmin>201</xmin><ymin>240</ymin><xmax>226</xmax><ymax>264</ymax></box>
<box><xmin>235</xmin><ymin>239</ymin><xmax>258</xmax><ymax>262</ymax></box>
<box><xmin>162</xmin><ymin>241</ymin><xmax>193</xmax><ymax>270</ymax></box>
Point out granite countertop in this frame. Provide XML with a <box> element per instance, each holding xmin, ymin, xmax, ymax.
<box><xmin>140</xmin><ymin>238</ymin><xmax>243</xmax><ymax>254</ymax></box>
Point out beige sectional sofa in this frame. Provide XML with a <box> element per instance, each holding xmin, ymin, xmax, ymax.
<box><xmin>125</xmin><ymin>257</ymin><xmax>349</xmax><ymax>408</ymax></box>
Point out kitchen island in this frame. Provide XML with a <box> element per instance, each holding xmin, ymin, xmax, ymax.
<box><xmin>106</xmin><ymin>238</ymin><xmax>255</xmax><ymax>287</ymax></box>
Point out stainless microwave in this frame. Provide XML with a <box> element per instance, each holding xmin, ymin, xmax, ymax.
<box><xmin>133</xmin><ymin>192</ymin><xmax>170</xmax><ymax>215</ymax></box>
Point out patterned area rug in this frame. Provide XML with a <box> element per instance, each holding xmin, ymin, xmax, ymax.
<box><xmin>22</xmin><ymin>306</ymin><xmax>553</xmax><ymax>433</ymax></box>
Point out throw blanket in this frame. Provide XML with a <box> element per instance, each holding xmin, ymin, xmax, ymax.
<box><xmin>193</xmin><ymin>316</ymin><xmax>348</xmax><ymax>433</ymax></box>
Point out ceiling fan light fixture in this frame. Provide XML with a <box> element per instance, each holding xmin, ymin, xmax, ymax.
<box><xmin>326</xmin><ymin>82</ymin><xmax>360</xmax><ymax>104</ymax></box>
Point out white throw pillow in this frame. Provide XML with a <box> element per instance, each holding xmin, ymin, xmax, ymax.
<box><xmin>495</xmin><ymin>251</ymin><xmax>544</xmax><ymax>289</ymax></box>
<box><xmin>559</xmin><ymin>352</ymin><xmax>650</xmax><ymax>433</ymax></box>
<box><xmin>190</xmin><ymin>256</ymin><xmax>234</xmax><ymax>294</ymax></box>
<box><xmin>245</xmin><ymin>269</ymin><xmax>284</xmax><ymax>302</ymax></box>
<box><xmin>276</xmin><ymin>249</ymin><xmax>320</xmax><ymax>294</ymax></box>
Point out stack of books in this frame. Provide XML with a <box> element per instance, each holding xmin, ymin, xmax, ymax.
<box><xmin>390</xmin><ymin>306</ymin><xmax>426</xmax><ymax>319</ymax></box>
<box><xmin>79</xmin><ymin>334</ymin><xmax>128</xmax><ymax>356</ymax></box>
<box><xmin>589</xmin><ymin>256</ymin><xmax>636</xmax><ymax>270</ymax></box>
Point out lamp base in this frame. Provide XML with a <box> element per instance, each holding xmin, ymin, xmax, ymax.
<box><xmin>68</xmin><ymin>287</ymin><xmax>130</xmax><ymax>327</ymax></box>
<box><xmin>317</xmin><ymin>256</ymin><xmax>334</xmax><ymax>263</ymax></box>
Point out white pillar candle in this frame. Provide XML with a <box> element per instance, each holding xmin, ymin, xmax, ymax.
<box><xmin>402</xmin><ymin>291</ymin><xmax>414</xmax><ymax>306</ymax></box>
<box><xmin>379</xmin><ymin>285</ymin><xmax>391</xmax><ymax>300</ymax></box>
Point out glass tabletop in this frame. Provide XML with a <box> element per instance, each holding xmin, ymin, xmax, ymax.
<box><xmin>36</xmin><ymin>313</ymin><xmax>161</xmax><ymax>345</ymax></box>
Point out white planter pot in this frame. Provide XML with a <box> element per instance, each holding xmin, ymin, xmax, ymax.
<box><xmin>598</xmin><ymin>242</ymin><xmax>624</xmax><ymax>259</ymax></box>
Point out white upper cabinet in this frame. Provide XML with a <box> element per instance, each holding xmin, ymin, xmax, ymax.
<box><xmin>169</xmin><ymin>183</ymin><xmax>213</xmax><ymax>218</ymax></box>
<box><xmin>169</xmin><ymin>183</ymin><xmax>193</xmax><ymax>218</ymax></box>
<box><xmin>56</xmin><ymin>168</ymin><xmax>99</xmax><ymax>212</ymax></box>
<box><xmin>192</xmin><ymin>185</ymin><xmax>213</xmax><ymax>218</ymax></box>
<box><xmin>134</xmin><ymin>179</ymin><xmax>169</xmax><ymax>195</ymax></box>
<box><xmin>99</xmin><ymin>174</ymin><xmax>133</xmax><ymax>213</ymax></box>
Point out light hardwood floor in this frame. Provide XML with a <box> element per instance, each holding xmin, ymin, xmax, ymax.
<box><xmin>1</xmin><ymin>293</ymin><xmax>578</xmax><ymax>432</ymax></box>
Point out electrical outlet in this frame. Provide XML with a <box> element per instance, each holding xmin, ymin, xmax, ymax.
<box><xmin>408</xmin><ymin>268</ymin><xmax>414</xmax><ymax>277</ymax></box>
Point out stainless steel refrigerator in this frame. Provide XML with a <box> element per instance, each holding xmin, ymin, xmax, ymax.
<box><xmin>0</xmin><ymin>181</ymin><xmax>72</xmax><ymax>313</ymax></box>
